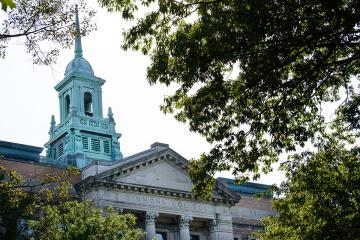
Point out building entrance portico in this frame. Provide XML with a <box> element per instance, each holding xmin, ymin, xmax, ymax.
<box><xmin>115</xmin><ymin>209</ymin><xmax>228</xmax><ymax>240</ymax></box>
<box><xmin>82</xmin><ymin>187</ymin><xmax>235</xmax><ymax>240</ymax></box>
<box><xmin>77</xmin><ymin>143</ymin><xmax>240</xmax><ymax>240</ymax></box>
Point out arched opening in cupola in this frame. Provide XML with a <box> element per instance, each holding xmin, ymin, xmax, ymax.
<box><xmin>84</xmin><ymin>92</ymin><xmax>93</xmax><ymax>116</ymax></box>
<box><xmin>65</xmin><ymin>95</ymin><xmax>71</xmax><ymax>117</ymax></box>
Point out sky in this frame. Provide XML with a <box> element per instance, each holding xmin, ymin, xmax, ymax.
<box><xmin>0</xmin><ymin>4</ymin><xmax>285</xmax><ymax>185</ymax></box>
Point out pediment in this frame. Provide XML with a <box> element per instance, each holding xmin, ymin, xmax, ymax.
<box><xmin>90</xmin><ymin>147</ymin><xmax>240</xmax><ymax>203</ymax></box>
<box><xmin>114</xmin><ymin>159</ymin><xmax>192</xmax><ymax>192</ymax></box>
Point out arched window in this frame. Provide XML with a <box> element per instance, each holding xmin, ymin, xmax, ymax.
<box><xmin>65</xmin><ymin>95</ymin><xmax>71</xmax><ymax>117</ymax></box>
<box><xmin>84</xmin><ymin>92</ymin><xmax>93</xmax><ymax>116</ymax></box>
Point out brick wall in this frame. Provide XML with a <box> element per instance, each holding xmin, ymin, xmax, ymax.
<box><xmin>234</xmin><ymin>195</ymin><xmax>273</xmax><ymax>211</ymax></box>
<box><xmin>0</xmin><ymin>158</ymin><xmax>80</xmax><ymax>183</ymax></box>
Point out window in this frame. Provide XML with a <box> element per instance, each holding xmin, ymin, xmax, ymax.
<box><xmin>91</xmin><ymin>138</ymin><xmax>100</xmax><ymax>152</ymax></box>
<box><xmin>103</xmin><ymin>140</ymin><xmax>110</xmax><ymax>154</ymax></box>
<box><xmin>82</xmin><ymin>136</ymin><xmax>89</xmax><ymax>150</ymax></box>
<box><xmin>84</xmin><ymin>92</ymin><xmax>93</xmax><ymax>116</ymax></box>
<box><xmin>65</xmin><ymin>95</ymin><xmax>70</xmax><ymax>117</ymax></box>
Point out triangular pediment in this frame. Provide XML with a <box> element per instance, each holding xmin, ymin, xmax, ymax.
<box><xmin>88</xmin><ymin>145</ymin><xmax>240</xmax><ymax>203</ymax></box>
<box><xmin>114</xmin><ymin>159</ymin><xmax>192</xmax><ymax>192</ymax></box>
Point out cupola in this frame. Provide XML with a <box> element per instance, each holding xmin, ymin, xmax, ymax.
<box><xmin>44</xmin><ymin>5</ymin><xmax>123</xmax><ymax>168</ymax></box>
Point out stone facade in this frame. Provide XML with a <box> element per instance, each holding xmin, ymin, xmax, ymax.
<box><xmin>76</xmin><ymin>142</ymin><xmax>275</xmax><ymax>240</ymax></box>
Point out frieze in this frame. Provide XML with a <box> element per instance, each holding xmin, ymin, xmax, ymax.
<box><xmin>79</xmin><ymin>118</ymin><xmax>109</xmax><ymax>130</ymax></box>
<box><xmin>121</xmin><ymin>193</ymin><xmax>209</xmax><ymax>212</ymax></box>
<box><xmin>89</xmin><ymin>120</ymin><xmax>99</xmax><ymax>127</ymax></box>
<box><xmin>94</xmin><ymin>189</ymin><xmax>232</xmax><ymax>219</ymax></box>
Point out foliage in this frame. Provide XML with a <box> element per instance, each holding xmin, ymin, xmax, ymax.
<box><xmin>0</xmin><ymin>0</ymin><xmax>15</xmax><ymax>11</ymax></box>
<box><xmin>28</xmin><ymin>201</ymin><xmax>143</xmax><ymax>240</ymax></box>
<box><xmin>0</xmin><ymin>162</ymin><xmax>143</xmax><ymax>240</ymax></box>
<box><xmin>0</xmin><ymin>164</ymin><xmax>28</xmax><ymax>239</ymax></box>
<box><xmin>255</xmin><ymin>138</ymin><xmax>360</xmax><ymax>240</ymax></box>
<box><xmin>99</xmin><ymin>0</ymin><xmax>360</xmax><ymax>197</ymax></box>
<box><xmin>0</xmin><ymin>163</ymin><xmax>79</xmax><ymax>239</ymax></box>
<box><xmin>0</xmin><ymin>0</ymin><xmax>95</xmax><ymax>64</ymax></box>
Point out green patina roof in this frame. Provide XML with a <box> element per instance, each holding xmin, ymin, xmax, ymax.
<box><xmin>64</xmin><ymin>4</ymin><xmax>94</xmax><ymax>77</ymax></box>
<box><xmin>217</xmin><ymin>177</ymin><xmax>273</xmax><ymax>197</ymax></box>
<box><xmin>65</xmin><ymin>57</ymin><xmax>94</xmax><ymax>76</ymax></box>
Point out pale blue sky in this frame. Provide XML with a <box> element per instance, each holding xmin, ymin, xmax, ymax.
<box><xmin>0</xmin><ymin>4</ymin><xmax>285</xmax><ymax>185</ymax></box>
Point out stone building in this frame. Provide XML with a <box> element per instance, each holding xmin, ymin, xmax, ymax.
<box><xmin>0</xmin><ymin>7</ymin><xmax>275</xmax><ymax>240</ymax></box>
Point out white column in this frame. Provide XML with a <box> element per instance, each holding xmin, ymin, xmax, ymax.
<box><xmin>209</xmin><ymin>219</ymin><xmax>218</xmax><ymax>240</ymax></box>
<box><xmin>145</xmin><ymin>211</ymin><xmax>158</xmax><ymax>240</ymax></box>
<box><xmin>179</xmin><ymin>215</ymin><xmax>193</xmax><ymax>240</ymax></box>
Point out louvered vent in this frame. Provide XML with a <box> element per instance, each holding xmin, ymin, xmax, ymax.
<box><xmin>58</xmin><ymin>143</ymin><xmax>64</xmax><ymax>156</ymax></box>
<box><xmin>91</xmin><ymin>138</ymin><xmax>100</xmax><ymax>152</ymax></box>
<box><xmin>103</xmin><ymin>140</ymin><xmax>110</xmax><ymax>154</ymax></box>
<box><xmin>53</xmin><ymin>147</ymin><xmax>57</xmax><ymax>159</ymax></box>
<box><xmin>82</xmin><ymin>136</ymin><xmax>89</xmax><ymax>150</ymax></box>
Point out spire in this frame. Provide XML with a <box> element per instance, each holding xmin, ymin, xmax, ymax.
<box><xmin>74</xmin><ymin>4</ymin><xmax>83</xmax><ymax>58</ymax></box>
<box><xmin>64</xmin><ymin>5</ymin><xmax>94</xmax><ymax>77</ymax></box>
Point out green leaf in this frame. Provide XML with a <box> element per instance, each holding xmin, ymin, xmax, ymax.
<box><xmin>1</xmin><ymin>0</ymin><xmax>15</xmax><ymax>11</ymax></box>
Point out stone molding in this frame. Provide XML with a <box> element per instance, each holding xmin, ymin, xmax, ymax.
<box><xmin>78</xmin><ymin>170</ymin><xmax>237</xmax><ymax>205</ymax></box>
<box><xmin>80</xmin><ymin>177</ymin><xmax>234</xmax><ymax>204</ymax></box>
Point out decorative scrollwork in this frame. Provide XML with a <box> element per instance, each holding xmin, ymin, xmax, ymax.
<box><xmin>145</xmin><ymin>211</ymin><xmax>159</xmax><ymax>224</ymax></box>
<box><xmin>179</xmin><ymin>215</ymin><xmax>193</xmax><ymax>229</ymax></box>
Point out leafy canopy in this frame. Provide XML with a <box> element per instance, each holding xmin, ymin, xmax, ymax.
<box><xmin>0</xmin><ymin>0</ymin><xmax>95</xmax><ymax>64</ymax></box>
<box><xmin>256</xmin><ymin>137</ymin><xmax>360</xmax><ymax>240</ymax></box>
<box><xmin>28</xmin><ymin>201</ymin><xmax>143</xmax><ymax>240</ymax></box>
<box><xmin>99</xmin><ymin>0</ymin><xmax>360</xmax><ymax>197</ymax></box>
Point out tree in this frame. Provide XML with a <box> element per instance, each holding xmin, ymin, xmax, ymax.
<box><xmin>0</xmin><ymin>163</ymin><xmax>143</xmax><ymax>240</ymax></box>
<box><xmin>255</xmin><ymin>138</ymin><xmax>360</xmax><ymax>239</ymax></box>
<box><xmin>0</xmin><ymin>163</ymin><xmax>79</xmax><ymax>239</ymax></box>
<box><xmin>0</xmin><ymin>0</ymin><xmax>95</xmax><ymax>64</ymax></box>
<box><xmin>98</xmin><ymin>0</ymin><xmax>360</xmax><ymax>197</ymax></box>
<box><xmin>28</xmin><ymin>201</ymin><xmax>143</xmax><ymax>240</ymax></box>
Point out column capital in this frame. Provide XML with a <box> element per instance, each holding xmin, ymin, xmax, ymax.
<box><xmin>145</xmin><ymin>211</ymin><xmax>159</xmax><ymax>224</ymax></box>
<box><xmin>113</xmin><ymin>207</ymin><xmax>123</xmax><ymax>214</ymax></box>
<box><xmin>179</xmin><ymin>215</ymin><xmax>193</xmax><ymax>229</ymax></box>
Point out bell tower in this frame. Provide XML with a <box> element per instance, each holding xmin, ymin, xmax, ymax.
<box><xmin>44</xmin><ymin>6</ymin><xmax>123</xmax><ymax>168</ymax></box>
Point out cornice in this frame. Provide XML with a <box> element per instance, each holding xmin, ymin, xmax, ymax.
<box><xmin>76</xmin><ymin>177</ymin><xmax>237</xmax><ymax>205</ymax></box>
<box><xmin>54</xmin><ymin>73</ymin><xmax>106</xmax><ymax>91</ymax></box>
